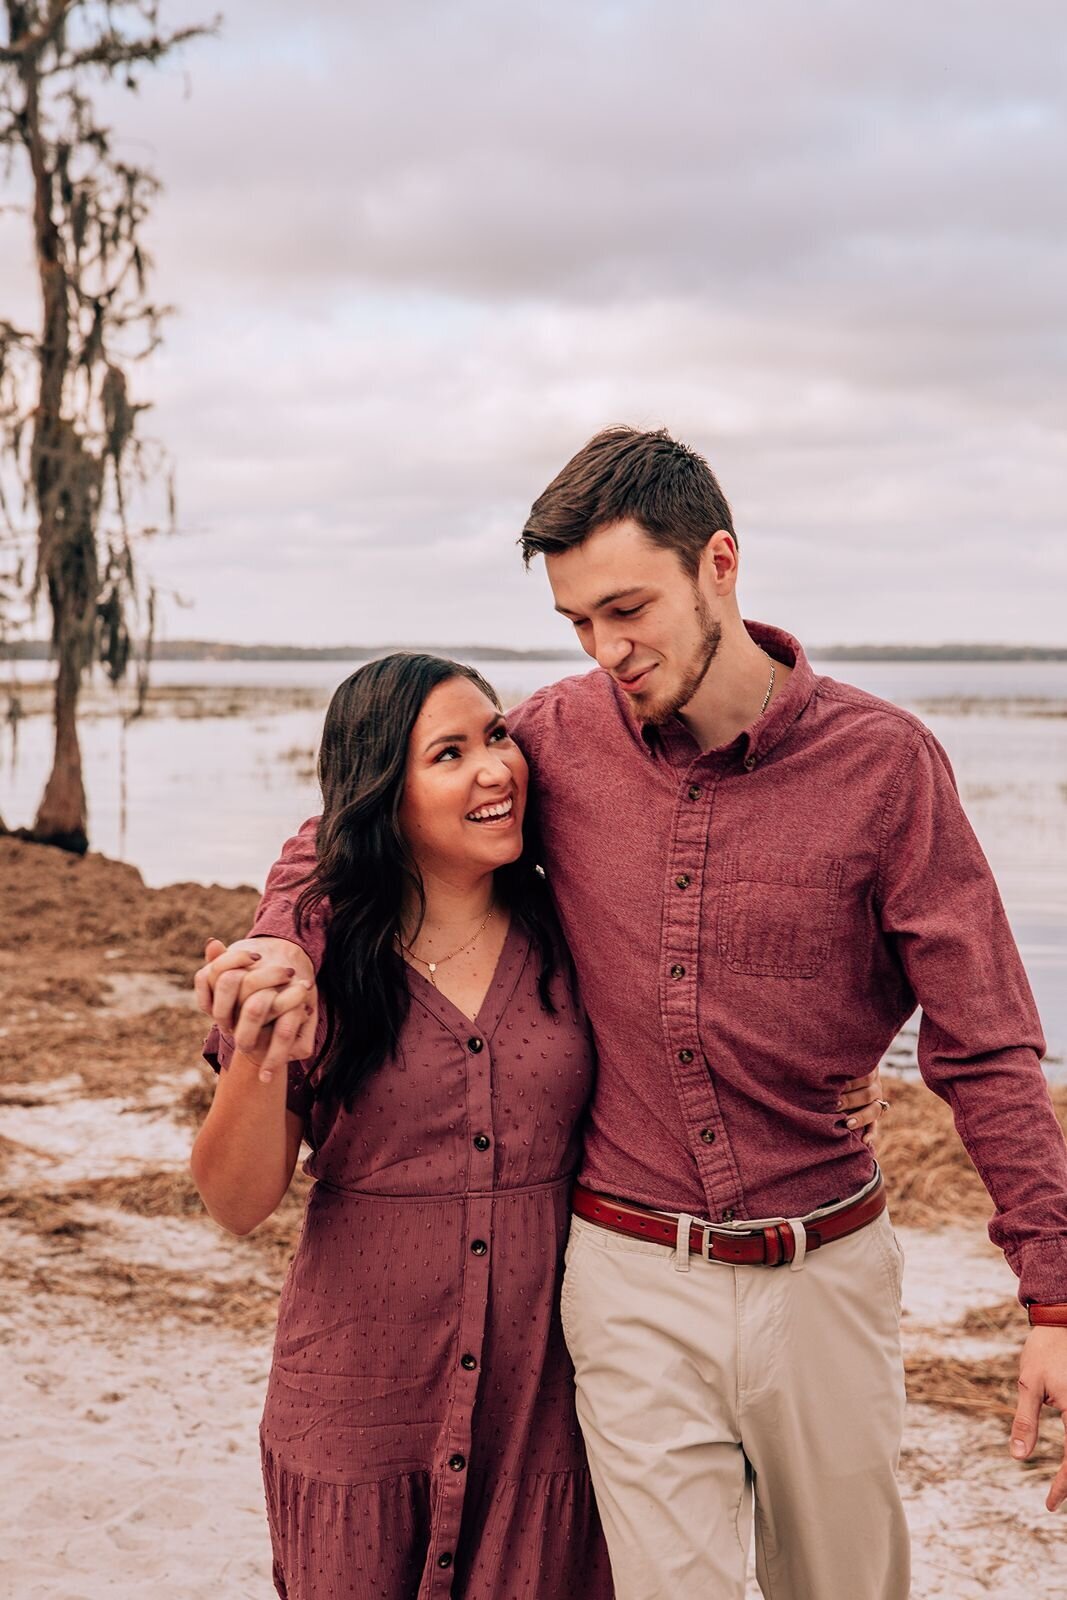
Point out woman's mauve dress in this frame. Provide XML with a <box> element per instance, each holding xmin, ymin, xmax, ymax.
<box><xmin>206</xmin><ymin>922</ymin><xmax>613</xmax><ymax>1600</ymax></box>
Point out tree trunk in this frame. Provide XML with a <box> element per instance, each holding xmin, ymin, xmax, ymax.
<box><xmin>32</xmin><ymin>645</ymin><xmax>88</xmax><ymax>853</ymax></box>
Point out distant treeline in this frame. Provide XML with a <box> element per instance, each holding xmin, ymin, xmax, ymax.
<box><xmin>6</xmin><ymin>640</ymin><xmax>1067</xmax><ymax>663</ymax></box>
<box><xmin>812</xmin><ymin>644</ymin><xmax>1067</xmax><ymax>662</ymax></box>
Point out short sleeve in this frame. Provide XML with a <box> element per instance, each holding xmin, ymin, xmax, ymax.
<box><xmin>202</xmin><ymin>1024</ymin><xmax>316</xmax><ymax>1121</ymax></box>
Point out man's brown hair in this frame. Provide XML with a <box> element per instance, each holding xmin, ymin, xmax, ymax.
<box><xmin>520</xmin><ymin>426</ymin><xmax>735</xmax><ymax>576</ymax></box>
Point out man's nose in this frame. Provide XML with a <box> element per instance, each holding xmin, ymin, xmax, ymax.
<box><xmin>593</xmin><ymin>629</ymin><xmax>630</xmax><ymax>672</ymax></box>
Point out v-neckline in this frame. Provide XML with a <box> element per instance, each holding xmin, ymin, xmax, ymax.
<box><xmin>405</xmin><ymin>917</ymin><xmax>528</xmax><ymax>1037</ymax></box>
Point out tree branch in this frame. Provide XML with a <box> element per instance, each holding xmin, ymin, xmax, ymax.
<box><xmin>61</xmin><ymin>21</ymin><xmax>218</xmax><ymax>72</ymax></box>
<box><xmin>0</xmin><ymin>1</ymin><xmax>75</xmax><ymax>64</ymax></box>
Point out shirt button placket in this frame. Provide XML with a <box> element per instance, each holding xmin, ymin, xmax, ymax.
<box><xmin>438</xmin><ymin>1030</ymin><xmax>494</xmax><ymax>1588</ymax></box>
<box><xmin>665</xmin><ymin>770</ymin><xmax>737</xmax><ymax>1215</ymax></box>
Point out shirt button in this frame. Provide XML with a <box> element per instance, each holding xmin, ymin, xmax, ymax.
<box><xmin>687</xmin><ymin>784</ymin><xmax>702</xmax><ymax>801</ymax></box>
<box><xmin>678</xmin><ymin>1049</ymin><xmax>694</xmax><ymax>1064</ymax></box>
<box><xmin>471</xmin><ymin>1239</ymin><xmax>488</xmax><ymax>1256</ymax></box>
<box><xmin>448</xmin><ymin>1454</ymin><xmax>466</xmax><ymax>1471</ymax></box>
<box><xmin>670</xmin><ymin>964</ymin><xmax>686</xmax><ymax>980</ymax></box>
<box><xmin>699</xmin><ymin>1127</ymin><xmax>716</xmax><ymax>1144</ymax></box>
<box><xmin>721</xmin><ymin>1208</ymin><xmax>735</xmax><ymax>1222</ymax></box>
<box><xmin>438</xmin><ymin>1552</ymin><xmax>454</xmax><ymax>1569</ymax></box>
<box><xmin>743</xmin><ymin>755</ymin><xmax>757</xmax><ymax>771</ymax></box>
<box><xmin>675</xmin><ymin>874</ymin><xmax>691</xmax><ymax>889</ymax></box>
<box><xmin>460</xmin><ymin>1353</ymin><xmax>478</xmax><ymax>1370</ymax></box>
<box><xmin>473</xmin><ymin>1133</ymin><xmax>491</xmax><ymax>1151</ymax></box>
<box><xmin>467</xmin><ymin>1036</ymin><xmax>484</xmax><ymax>1053</ymax></box>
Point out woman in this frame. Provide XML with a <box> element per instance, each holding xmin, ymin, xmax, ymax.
<box><xmin>192</xmin><ymin>653</ymin><xmax>614</xmax><ymax>1600</ymax></box>
<box><xmin>191</xmin><ymin>652</ymin><xmax>887</xmax><ymax>1600</ymax></box>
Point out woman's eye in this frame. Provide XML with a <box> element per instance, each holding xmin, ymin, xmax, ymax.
<box><xmin>489</xmin><ymin>726</ymin><xmax>509</xmax><ymax>743</ymax></box>
<box><xmin>435</xmin><ymin>745</ymin><xmax>462</xmax><ymax>762</ymax></box>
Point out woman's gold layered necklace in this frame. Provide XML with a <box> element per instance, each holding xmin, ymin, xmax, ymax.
<box><xmin>398</xmin><ymin>907</ymin><xmax>495</xmax><ymax>988</ymax></box>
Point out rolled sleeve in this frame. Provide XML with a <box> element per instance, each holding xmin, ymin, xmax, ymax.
<box><xmin>250</xmin><ymin>814</ymin><xmax>328</xmax><ymax>971</ymax></box>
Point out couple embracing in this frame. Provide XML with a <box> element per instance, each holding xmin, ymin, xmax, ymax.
<box><xmin>191</xmin><ymin>427</ymin><xmax>1067</xmax><ymax>1600</ymax></box>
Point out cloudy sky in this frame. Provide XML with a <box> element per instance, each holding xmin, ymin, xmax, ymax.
<box><xmin>3</xmin><ymin>0</ymin><xmax>1065</xmax><ymax>649</ymax></box>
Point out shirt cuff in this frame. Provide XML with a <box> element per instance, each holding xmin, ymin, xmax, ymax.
<box><xmin>248</xmin><ymin>901</ymin><xmax>326</xmax><ymax>973</ymax></box>
<box><xmin>1005</xmin><ymin>1236</ymin><xmax>1067</xmax><ymax>1306</ymax></box>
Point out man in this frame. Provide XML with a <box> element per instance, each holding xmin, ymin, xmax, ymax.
<box><xmin>201</xmin><ymin>428</ymin><xmax>1067</xmax><ymax>1599</ymax></box>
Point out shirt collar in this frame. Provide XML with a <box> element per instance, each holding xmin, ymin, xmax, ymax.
<box><xmin>636</xmin><ymin>620</ymin><xmax>816</xmax><ymax>770</ymax></box>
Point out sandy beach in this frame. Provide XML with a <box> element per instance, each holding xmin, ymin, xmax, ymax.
<box><xmin>2</xmin><ymin>837</ymin><xmax>1065</xmax><ymax>1598</ymax></box>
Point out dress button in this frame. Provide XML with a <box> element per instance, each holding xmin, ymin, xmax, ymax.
<box><xmin>700</xmin><ymin>1128</ymin><xmax>715</xmax><ymax>1144</ymax></box>
<box><xmin>467</xmin><ymin>1036</ymin><xmax>484</xmax><ymax>1053</ymax></box>
<box><xmin>438</xmin><ymin>1552</ymin><xmax>453</xmax><ymax>1569</ymax></box>
<box><xmin>460</xmin><ymin>1353</ymin><xmax>477</xmax><ymax>1370</ymax></box>
<box><xmin>678</xmin><ymin>1049</ymin><xmax>694</xmax><ymax>1064</ymax></box>
<box><xmin>471</xmin><ymin>1239</ymin><xmax>488</xmax><ymax>1256</ymax></box>
<box><xmin>473</xmin><ymin>1133</ymin><xmax>491</xmax><ymax>1151</ymax></box>
<box><xmin>675</xmin><ymin>874</ymin><xmax>691</xmax><ymax>889</ymax></box>
<box><xmin>670</xmin><ymin>964</ymin><xmax>685</xmax><ymax>980</ymax></box>
<box><xmin>687</xmin><ymin>784</ymin><xmax>702</xmax><ymax>801</ymax></box>
<box><xmin>721</xmin><ymin>1207</ymin><xmax>735</xmax><ymax>1222</ymax></box>
<box><xmin>449</xmin><ymin>1454</ymin><xmax>466</xmax><ymax>1471</ymax></box>
<box><xmin>743</xmin><ymin>755</ymin><xmax>757</xmax><ymax>771</ymax></box>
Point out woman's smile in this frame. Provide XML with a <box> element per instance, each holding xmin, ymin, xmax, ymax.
<box><xmin>465</xmin><ymin>795</ymin><xmax>516</xmax><ymax>826</ymax></box>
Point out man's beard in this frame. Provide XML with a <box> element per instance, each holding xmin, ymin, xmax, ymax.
<box><xmin>639</xmin><ymin>596</ymin><xmax>722</xmax><ymax>727</ymax></box>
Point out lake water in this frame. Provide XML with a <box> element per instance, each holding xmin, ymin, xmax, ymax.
<box><xmin>4</xmin><ymin>654</ymin><xmax>1066</xmax><ymax>1071</ymax></box>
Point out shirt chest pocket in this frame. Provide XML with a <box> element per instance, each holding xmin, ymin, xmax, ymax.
<box><xmin>717</xmin><ymin>850</ymin><xmax>842</xmax><ymax>979</ymax></box>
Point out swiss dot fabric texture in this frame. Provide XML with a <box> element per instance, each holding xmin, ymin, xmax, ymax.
<box><xmin>205</xmin><ymin>922</ymin><xmax>613</xmax><ymax>1600</ymax></box>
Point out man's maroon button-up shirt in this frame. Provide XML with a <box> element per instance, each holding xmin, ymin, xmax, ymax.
<box><xmin>250</xmin><ymin>623</ymin><xmax>1067</xmax><ymax>1304</ymax></box>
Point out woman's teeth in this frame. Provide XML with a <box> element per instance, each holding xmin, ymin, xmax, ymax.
<box><xmin>466</xmin><ymin>798</ymin><xmax>514</xmax><ymax>823</ymax></box>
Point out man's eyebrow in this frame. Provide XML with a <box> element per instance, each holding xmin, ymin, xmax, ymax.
<box><xmin>554</xmin><ymin>586</ymin><xmax>647</xmax><ymax>618</ymax></box>
<box><xmin>424</xmin><ymin>713</ymin><xmax>504</xmax><ymax>752</ymax></box>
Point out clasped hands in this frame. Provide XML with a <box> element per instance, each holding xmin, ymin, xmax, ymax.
<box><xmin>194</xmin><ymin>936</ymin><xmax>318</xmax><ymax>1082</ymax></box>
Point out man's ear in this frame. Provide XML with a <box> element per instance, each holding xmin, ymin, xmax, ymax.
<box><xmin>701</xmin><ymin>529</ymin><xmax>739</xmax><ymax>594</ymax></box>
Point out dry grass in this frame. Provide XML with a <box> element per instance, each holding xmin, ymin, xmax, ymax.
<box><xmin>904</xmin><ymin>1354</ymin><xmax>1062</xmax><ymax>1467</ymax></box>
<box><xmin>906</xmin><ymin>1352</ymin><xmax>1020</xmax><ymax>1416</ymax></box>
<box><xmin>955</xmin><ymin>1300</ymin><xmax>1027</xmax><ymax>1337</ymax></box>
<box><xmin>3</xmin><ymin>1248</ymin><xmax>283</xmax><ymax>1333</ymax></box>
<box><xmin>877</xmin><ymin>1073</ymin><xmax>1067</xmax><ymax>1228</ymax></box>
<box><xmin>0</xmin><ymin>1153</ymin><xmax>312</xmax><ymax>1335</ymax></box>
<box><xmin>177</xmin><ymin>1072</ymin><xmax>216</xmax><ymax>1126</ymax></box>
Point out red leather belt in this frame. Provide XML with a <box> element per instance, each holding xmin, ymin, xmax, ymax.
<box><xmin>572</xmin><ymin>1175</ymin><xmax>886</xmax><ymax>1267</ymax></box>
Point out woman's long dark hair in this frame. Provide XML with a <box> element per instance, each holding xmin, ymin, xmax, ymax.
<box><xmin>295</xmin><ymin>653</ymin><xmax>564</xmax><ymax>1108</ymax></box>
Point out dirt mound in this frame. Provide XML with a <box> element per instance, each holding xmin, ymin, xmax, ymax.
<box><xmin>1</xmin><ymin>837</ymin><xmax>259</xmax><ymax>974</ymax></box>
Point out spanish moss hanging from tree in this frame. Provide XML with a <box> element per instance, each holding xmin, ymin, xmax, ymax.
<box><xmin>0</xmin><ymin>1</ymin><xmax>214</xmax><ymax>851</ymax></box>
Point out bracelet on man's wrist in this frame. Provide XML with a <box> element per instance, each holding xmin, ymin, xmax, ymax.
<box><xmin>1027</xmin><ymin>1302</ymin><xmax>1067</xmax><ymax>1328</ymax></box>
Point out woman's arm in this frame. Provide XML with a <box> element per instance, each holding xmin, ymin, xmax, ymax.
<box><xmin>191</xmin><ymin>940</ymin><xmax>310</xmax><ymax>1241</ymax></box>
<box><xmin>190</xmin><ymin>1043</ymin><xmax>304</xmax><ymax>1235</ymax></box>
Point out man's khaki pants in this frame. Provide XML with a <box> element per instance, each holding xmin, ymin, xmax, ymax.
<box><xmin>561</xmin><ymin>1208</ymin><xmax>909</xmax><ymax>1600</ymax></box>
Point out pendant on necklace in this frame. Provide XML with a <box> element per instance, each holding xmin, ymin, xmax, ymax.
<box><xmin>427</xmin><ymin>963</ymin><xmax>437</xmax><ymax>975</ymax></box>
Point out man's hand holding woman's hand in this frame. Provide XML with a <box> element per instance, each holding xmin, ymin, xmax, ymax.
<box><xmin>194</xmin><ymin>937</ymin><xmax>319</xmax><ymax>1083</ymax></box>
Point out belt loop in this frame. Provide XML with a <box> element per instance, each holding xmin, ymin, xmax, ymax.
<box><xmin>788</xmin><ymin>1218</ymin><xmax>807</xmax><ymax>1272</ymax></box>
<box><xmin>674</xmin><ymin>1212</ymin><xmax>694</xmax><ymax>1273</ymax></box>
